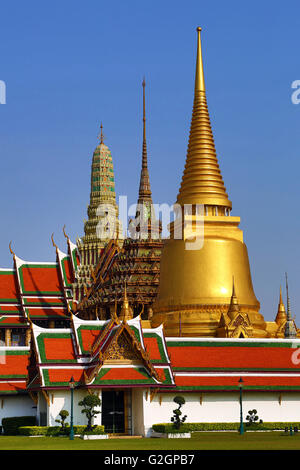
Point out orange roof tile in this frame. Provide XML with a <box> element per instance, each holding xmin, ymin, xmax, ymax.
<box><xmin>168</xmin><ymin>345</ymin><xmax>300</xmax><ymax>370</ymax></box>
<box><xmin>175</xmin><ymin>375</ymin><xmax>300</xmax><ymax>389</ymax></box>
<box><xmin>0</xmin><ymin>272</ymin><xmax>18</xmax><ymax>301</ymax></box>
<box><xmin>20</xmin><ymin>265</ymin><xmax>62</xmax><ymax>294</ymax></box>
<box><xmin>144</xmin><ymin>337</ymin><xmax>162</xmax><ymax>361</ymax></box>
<box><xmin>0</xmin><ymin>352</ymin><xmax>29</xmax><ymax>377</ymax></box>
<box><xmin>43</xmin><ymin>337</ymin><xmax>76</xmax><ymax>362</ymax></box>
<box><xmin>0</xmin><ymin>381</ymin><xmax>27</xmax><ymax>393</ymax></box>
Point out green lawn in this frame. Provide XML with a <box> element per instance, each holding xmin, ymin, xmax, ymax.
<box><xmin>0</xmin><ymin>432</ymin><xmax>300</xmax><ymax>450</ymax></box>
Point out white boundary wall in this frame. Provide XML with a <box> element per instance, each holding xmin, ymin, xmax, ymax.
<box><xmin>40</xmin><ymin>390</ymin><xmax>102</xmax><ymax>427</ymax></box>
<box><xmin>140</xmin><ymin>391</ymin><xmax>300</xmax><ymax>436</ymax></box>
<box><xmin>0</xmin><ymin>395</ymin><xmax>36</xmax><ymax>425</ymax></box>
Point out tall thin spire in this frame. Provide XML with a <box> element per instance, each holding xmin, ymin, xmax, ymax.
<box><xmin>176</xmin><ymin>27</ymin><xmax>232</xmax><ymax>210</ymax></box>
<box><xmin>284</xmin><ymin>273</ymin><xmax>297</xmax><ymax>338</ymax></box>
<box><xmin>138</xmin><ymin>78</ymin><xmax>152</xmax><ymax>204</ymax></box>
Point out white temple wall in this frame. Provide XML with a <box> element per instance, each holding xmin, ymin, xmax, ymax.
<box><xmin>142</xmin><ymin>391</ymin><xmax>300</xmax><ymax>436</ymax></box>
<box><xmin>47</xmin><ymin>389</ymin><xmax>102</xmax><ymax>427</ymax></box>
<box><xmin>0</xmin><ymin>395</ymin><xmax>36</xmax><ymax>424</ymax></box>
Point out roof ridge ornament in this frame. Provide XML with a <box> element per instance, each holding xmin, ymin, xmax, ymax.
<box><xmin>51</xmin><ymin>233</ymin><xmax>59</xmax><ymax>253</ymax></box>
<box><xmin>63</xmin><ymin>225</ymin><xmax>70</xmax><ymax>242</ymax></box>
<box><xmin>9</xmin><ymin>241</ymin><xmax>16</xmax><ymax>259</ymax></box>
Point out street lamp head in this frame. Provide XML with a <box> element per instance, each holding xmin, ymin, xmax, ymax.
<box><xmin>69</xmin><ymin>376</ymin><xmax>75</xmax><ymax>389</ymax></box>
<box><xmin>238</xmin><ymin>377</ymin><xmax>244</xmax><ymax>389</ymax></box>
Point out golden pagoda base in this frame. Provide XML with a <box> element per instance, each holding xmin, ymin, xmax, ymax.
<box><xmin>151</xmin><ymin>306</ymin><xmax>268</xmax><ymax>338</ymax></box>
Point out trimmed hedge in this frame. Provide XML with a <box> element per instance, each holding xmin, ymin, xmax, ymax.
<box><xmin>2</xmin><ymin>416</ymin><xmax>37</xmax><ymax>435</ymax></box>
<box><xmin>19</xmin><ymin>425</ymin><xmax>105</xmax><ymax>436</ymax></box>
<box><xmin>152</xmin><ymin>422</ymin><xmax>300</xmax><ymax>433</ymax></box>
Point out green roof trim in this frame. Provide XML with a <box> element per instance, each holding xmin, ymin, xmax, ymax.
<box><xmin>77</xmin><ymin>324</ymin><xmax>106</xmax><ymax>355</ymax></box>
<box><xmin>129</xmin><ymin>325</ymin><xmax>141</xmax><ymax>343</ymax></box>
<box><xmin>42</xmin><ymin>369</ymin><xmax>81</xmax><ymax>387</ymax></box>
<box><xmin>160</xmin><ymin>368</ymin><xmax>173</xmax><ymax>385</ymax></box>
<box><xmin>60</xmin><ymin>256</ymin><xmax>72</xmax><ymax>288</ymax></box>
<box><xmin>144</xmin><ymin>332</ymin><xmax>168</xmax><ymax>363</ymax></box>
<box><xmin>23</xmin><ymin>298</ymin><xmax>65</xmax><ymax>306</ymax></box>
<box><xmin>0</xmin><ymin>350</ymin><xmax>29</xmax><ymax>356</ymax></box>
<box><xmin>93</xmin><ymin>367</ymin><xmax>157</xmax><ymax>385</ymax></box>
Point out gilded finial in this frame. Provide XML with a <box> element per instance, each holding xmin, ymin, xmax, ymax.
<box><xmin>98</xmin><ymin>123</ymin><xmax>104</xmax><ymax>144</ymax></box>
<box><xmin>119</xmin><ymin>280</ymin><xmax>133</xmax><ymax>322</ymax></box>
<box><xmin>195</xmin><ymin>26</ymin><xmax>205</xmax><ymax>92</ymax></box>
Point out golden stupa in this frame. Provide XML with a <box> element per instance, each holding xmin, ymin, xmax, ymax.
<box><xmin>152</xmin><ymin>27</ymin><xmax>268</xmax><ymax>337</ymax></box>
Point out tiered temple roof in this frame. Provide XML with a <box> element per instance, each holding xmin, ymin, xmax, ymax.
<box><xmin>27</xmin><ymin>315</ymin><xmax>174</xmax><ymax>393</ymax></box>
<box><xmin>24</xmin><ymin>317</ymin><xmax>300</xmax><ymax>395</ymax></box>
<box><xmin>0</xmin><ymin>235</ymin><xmax>80</xmax><ymax>341</ymax></box>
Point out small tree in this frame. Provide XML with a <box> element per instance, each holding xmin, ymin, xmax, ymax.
<box><xmin>78</xmin><ymin>394</ymin><xmax>101</xmax><ymax>431</ymax></box>
<box><xmin>171</xmin><ymin>395</ymin><xmax>187</xmax><ymax>430</ymax></box>
<box><xmin>246</xmin><ymin>409</ymin><xmax>263</xmax><ymax>426</ymax></box>
<box><xmin>55</xmin><ymin>410</ymin><xmax>69</xmax><ymax>430</ymax></box>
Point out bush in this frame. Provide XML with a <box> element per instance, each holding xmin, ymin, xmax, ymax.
<box><xmin>152</xmin><ymin>422</ymin><xmax>300</xmax><ymax>433</ymax></box>
<box><xmin>2</xmin><ymin>416</ymin><xmax>37</xmax><ymax>435</ymax></box>
<box><xmin>19</xmin><ymin>426</ymin><xmax>49</xmax><ymax>436</ymax></box>
<box><xmin>19</xmin><ymin>425</ymin><xmax>105</xmax><ymax>436</ymax></box>
<box><xmin>171</xmin><ymin>396</ymin><xmax>187</xmax><ymax>430</ymax></box>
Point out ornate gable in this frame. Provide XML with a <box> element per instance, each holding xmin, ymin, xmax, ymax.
<box><xmin>104</xmin><ymin>330</ymin><xmax>142</xmax><ymax>363</ymax></box>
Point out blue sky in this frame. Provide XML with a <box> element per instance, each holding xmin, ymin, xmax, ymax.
<box><xmin>0</xmin><ymin>0</ymin><xmax>300</xmax><ymax>321</ymax></box>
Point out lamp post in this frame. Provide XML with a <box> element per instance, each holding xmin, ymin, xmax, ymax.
<box><xmin>238</xmin><ymin>377</ymin><xmax>244</xmax><ymax>435</ymax></box>
<box><xmin>69</xmin><ymin>376</ymin><xmax>75</xmax><ymax>440</ymax></box>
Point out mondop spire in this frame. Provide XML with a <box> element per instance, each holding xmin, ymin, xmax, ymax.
<box><xmin>131</xmin><ymin>79</ymin><xmax>160</xmax><ymax>240</ymax></box>
<box><xmin>177</xmin><ymin>27</ymin><xmax>232</xmax><ymax>211</ymax></box>
<box><xmin>138</xmin><ymin>78</ymin><xmax>152</xmax><ymax>205</ymax></box>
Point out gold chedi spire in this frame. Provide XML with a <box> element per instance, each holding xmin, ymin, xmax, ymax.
<box><xmin>176</xmin><ymin>27</ymin><xmax>231</xmax><ymax>210</ymax></box>
<box><xmin>275</xmin><ymin>286</ymin><xmax>287</xmax><ymax>325</ymax></box>
<box><xmin>119</xmin><ymin>282</ymin><xmax>133</xmax><ymax>322</ymax></box>
<box><xmin>227</xmin><ymin>278</ymin><xmax>240</xmax><ymax>319</ymax></box>
<box><xmin>152</xmin><ymin>28</ymin><xmax>266</xmax><ymax>338</ymax></box>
